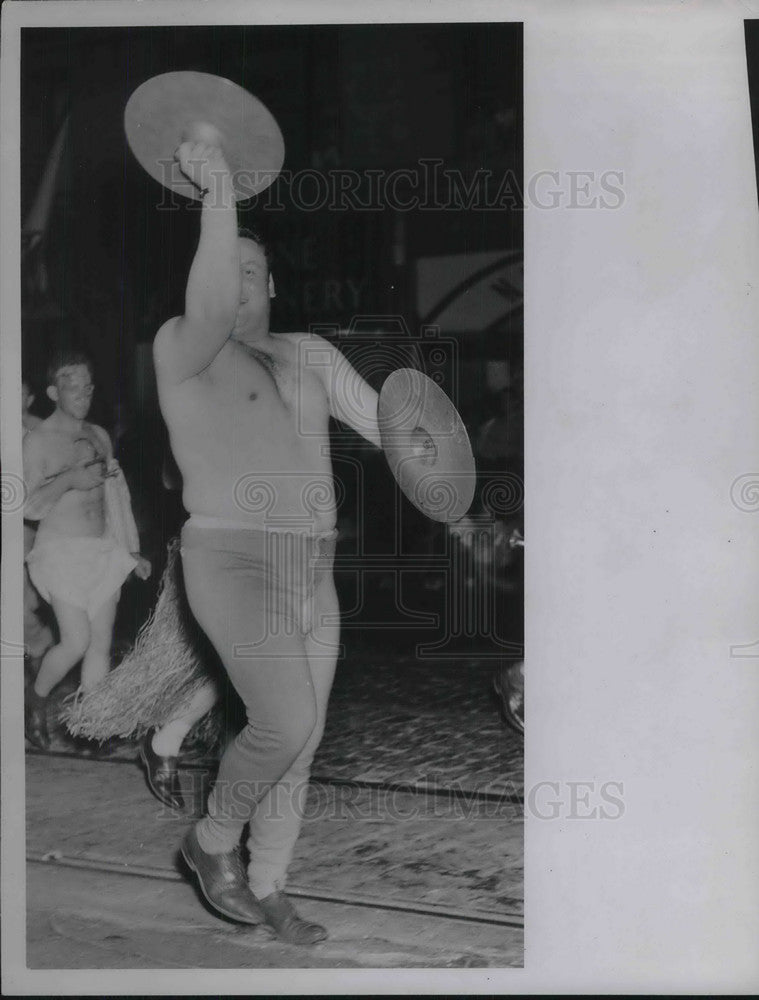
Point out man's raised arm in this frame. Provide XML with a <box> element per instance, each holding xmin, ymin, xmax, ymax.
<box><xmin>153</xmin><ymin>142</ymin><xmax>239</xmax><ymax>383</ymax></box>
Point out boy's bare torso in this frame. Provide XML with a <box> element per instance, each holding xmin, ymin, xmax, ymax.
<box><xmin>27</xmin><ymin>420</ymin><xmax>109</xmax><ymax>540</ymax></box>
<box><xmin>157</xmin><ymin>331</ymin><xmax>336</xmax><ymax>531</ymax></box>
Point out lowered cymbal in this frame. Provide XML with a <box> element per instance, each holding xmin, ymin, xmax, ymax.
<box><xmin>124</xmin><ymin>71</ymin><xmax>284</xmax><ymax>201</ymax></box>
<box><xmin>378</xmin><ymin>368</ymin><xmax>476</xmax><ymax>523</ymax></box>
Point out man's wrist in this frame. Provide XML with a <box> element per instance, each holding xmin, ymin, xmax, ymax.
<box><xmin>200</xmin><ymin>170</ymin><xmax>235</xmax><ymax>208</ymax></box>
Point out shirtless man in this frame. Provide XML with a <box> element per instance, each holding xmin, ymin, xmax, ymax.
<box><xmin>22</xmin><ymin>377</ymin><xmax>42</xmax><ymax>435</ymax></box>
<box><xmin>22</xmin><ymin>377</ymin><xmax>54</xmax><ymax>678</ymax></box>
<box><xmin>153</xmin><ymin>142</ymin><xmax>381</xmax><ymax>945</ymax></box>
<box><xmin>23</xmin><ymin>352</ymin><xmax>151</xmax><ymax>748</ymax></box>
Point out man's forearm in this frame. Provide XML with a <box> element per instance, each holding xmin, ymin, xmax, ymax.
<box><xmin>185</xmin><ymin>172</ymin><xmax>239</xmax><ymax>330</ymax></box>
<box><xmin>25</xmin><ymin>470</ymin><xmax>74</xmax><ymax>521</ymax></box>
<box><xmin>153</xmin><ymin>146</ymin><xmax>241</xmax><ymax>381</ymax></box>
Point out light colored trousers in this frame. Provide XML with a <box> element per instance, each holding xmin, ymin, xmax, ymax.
<box><xmin>180</xmin><ymin>519</ymin><xmax>339</xmax><ymax>899</ymax></box>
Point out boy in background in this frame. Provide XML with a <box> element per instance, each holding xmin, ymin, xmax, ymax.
<box><xmin>23</xmin><ymin>351</ymin><xmax>151</xmax><ymax>748</ymax></box>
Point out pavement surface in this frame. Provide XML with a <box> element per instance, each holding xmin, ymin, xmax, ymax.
<box><xmin>27</xmin><ymin>863</ymin><xmax>521</xmax><ymax>971</ymax></box>
<box><xmin>35</xmin><ymin>647</ymin><xmax>524</xmax><ymax>796</ymax></box>
<box><xmin>25</xmin><ymin>623</ymin><xmax>524</xmax><ymax>969</ymax></box>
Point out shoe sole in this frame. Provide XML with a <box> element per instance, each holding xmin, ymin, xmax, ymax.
<box><xmin>492</xmin><ymin>673</ymin><xmax>524</xmax><ymax>735</ymax></box>
<box><xmin>139</xmin><ymin>744</ymin><xmax>185</xmax><ymax>811</ymax></box>
<box><xmin>180</xmin><ymin>842</ymin><xmax>272</xmax><ymax>930</ymax></box>
<box><xmin>269</xmin><ymin>925</ymin><xmax>328</xmax><ymax>946</ymax></box>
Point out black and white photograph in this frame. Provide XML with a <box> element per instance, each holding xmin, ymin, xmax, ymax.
<box><xmin>12</xmin><ymin>14</ymin><xmax>525</xmax><ymax>974</ymax></box>
<box><xmin>3</xmin><ymin>1</ymin><xmax>759</xmax><ymax>995</ymax></box>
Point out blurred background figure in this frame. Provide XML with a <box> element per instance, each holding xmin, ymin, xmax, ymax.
<box><xmin>475</xmin><ymin>364</ymin><xmax>524</xmax><ymax>478</ymax></box>
<box><xmin>22</xmin><ymin>375</ymin><xmax>54</xmax><ymax>685</ymax></box>
<box><xmin>22</xmin><ymin>377</ymin><xmax>43</xmax><ymax>435</ymax></box>
<box><xmin>473</xmin><ymin>365</ymin><xmax>524</xmax><ymax>732</ymax></box>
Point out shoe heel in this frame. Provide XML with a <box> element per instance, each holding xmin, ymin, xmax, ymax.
<box><xmin>180</xmin><ymin>844</ymin><xmax>197</xmax><ymax>875</ymax></box>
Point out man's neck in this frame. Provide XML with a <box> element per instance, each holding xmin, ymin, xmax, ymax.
<box><xmin>50</xmin><ymin>409</ymin><xmax>84</xmax><ymax>434</ymax></box>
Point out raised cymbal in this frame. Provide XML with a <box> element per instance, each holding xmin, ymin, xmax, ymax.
<box><xmin>378</xmin><ymin>368</ymin><xmax>476</xmax><ymax>523</ymax></box>
<box><xmin>124</xmin><ymin>71</ymin><xmax>284</xmax><ymax>201</ymax></box>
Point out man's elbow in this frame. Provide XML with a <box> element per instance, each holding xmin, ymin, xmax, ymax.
<box><xmin>156</xmin><ymin>312</ymin><xmax>231</xmax><ymax>355</ymax></box>
<box><xmin>195</xmin><ymin>300</ymin><xmax>237</xmax><ymax>337</ymax></box>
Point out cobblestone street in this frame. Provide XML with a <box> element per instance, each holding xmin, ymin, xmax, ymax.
<box><xmin>316</xmin><ymin>651</ymin><xmax>523</xmax><ymax>796</ymax></box>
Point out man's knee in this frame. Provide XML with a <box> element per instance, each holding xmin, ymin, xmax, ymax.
<box><xmin>86</xmin><ymin>625</ymin><xmax>114</xmax><ymax>655</ymax></box>
<box><xmin>57</xmin><ymin>624</ymin><xmax>90</xmax><ymax>661</ymax></box>
<box><xmin>240</xmin><ymin>698</ymin><xmax>317</xmax><ymax>763</ymax></box>
<box><xmin>286</xmin><ymin>717</ymin><xmax>326</xmax><ymax>779</ymax></box>
<box><xmin>284</xmin><ymin>700</ymin><xmax>318</xmax><ymax>756</ymax></box>
<box><xmin>272</xmin><ymin>695</ymin><xmax>318</xmax><ymax>759</ymax></box>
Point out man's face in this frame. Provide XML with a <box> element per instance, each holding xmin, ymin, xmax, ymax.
<box><xmin>233</xmin><ymin>238</ymin><xmax>275</xmax><ymax>335</ymax></box>
<box><xmin>51</xmin><ymin>365</ymin><xmax>94</xmax><ymax>420</ymax></box>
<box><xmin>21</xmin><ymin>382</ymin><xmax>33</xmax><ymax>413</ymax></box>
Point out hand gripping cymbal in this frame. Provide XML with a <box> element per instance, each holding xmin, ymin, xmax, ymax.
<box><xmin>378</xmin><ymin>369</ymin><xmax>476</xmax><ymax>523</ymax></box>
<box><xmin>124</xmin><ymin>71</ymin><xmax>285</xmax><ymax>201</ymax></box>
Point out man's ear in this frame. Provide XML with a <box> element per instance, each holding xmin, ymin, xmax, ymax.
<box><xmin>46</xmin><ymin>385</ymin><xmax>58</xmax><ymax>404</ymax></box>
<box><xmin>268</xmin><ymin>273</ymin><xmax>276</xmax><ymax>299</ymax></box>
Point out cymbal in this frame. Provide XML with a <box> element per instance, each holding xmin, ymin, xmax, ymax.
<box><xmin>378</xmin><ymin>368</ymin><xmax>476</xmax><ymax>523</ymax></box>
<box><xmin>124</xmin><ymin>71</ymin><xmax>284</xmax><ymax>201</ymax></box>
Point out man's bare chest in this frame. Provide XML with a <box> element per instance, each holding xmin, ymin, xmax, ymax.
<box><xmin>44</xmin><ymin>427</ymin><xmax>105</xmax><ymax>476</ymax></box>
<box><xmin>235</xmin><ymin>343</ymin><xmax>298</xmax><ymax>406</ymax></box>
<box><xmin>203</xmin><ymin>341</ymin><xmax>327</xmax><ymax>416</ymax></box>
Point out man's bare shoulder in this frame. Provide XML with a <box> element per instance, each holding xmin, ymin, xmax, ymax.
<box><xmin>153</xmin><ymin>317</ymin><xmax>191</xmax><ymax>387</ymax></box>
<box><xmin>153</xmin><ymin>316</ymin><xmax>181</xmax><ymax>362</ymax></box>
<box><xmin>154</xmin><ymin>316</ymin><xmax>224</xmax><ymax>387</ymax></box>
<box><xmin>23</xmin><ymin>425</ymin><xmax>47</xmax><ymax>453</ymax></box>
<box><xmin>23</xmin><ymin>422</ymin><xmax>61</xmax><ymax>465</ymax></box>
<box><xmin>276</xmin><ymin>331</ymin><xmax>340</xmax><ymax>367</ymax></box>
<box><xmin>85</xmin><ymin>423</ymin><xmax>112</xmax><ymax>452</ymax></box>
<box><xmin>23</xmin><ymin>413</ymin><xmax>43</xmax><ymax>433</ymax></box>
<box><xmin>275</xmin><ymin>331</ymin><xmax>329</xmax><ymax>348</ymax></box>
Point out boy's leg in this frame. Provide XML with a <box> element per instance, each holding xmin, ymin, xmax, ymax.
<box><xmin>80</xmin><ymin>592</ymin><xmax>119</xmax><ymax>691</ymax></box>
<box><xmin>151</xmin><ymin>679</ymin><xmax>219</xmax><ymax>757</ymax></box>
<box><xmin>27</xmin><ymin>597</ymin><xmax>90</xmax><ymax>748</ymax></box>
<box><xmin>33</xmin><ymin>597</ymin><xmax>91</xmax><ymax>697</ymax></box>
<box><xmin>140</xmin><ymin>679</ymin><xmax>220</xmax><ymax>812</ymax></box>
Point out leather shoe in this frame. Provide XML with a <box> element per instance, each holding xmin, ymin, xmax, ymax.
<box><xmin>493</xmin><ymin>660</ymin><xmax>524</xmax><ymax>735</ymax></box>
<box><xmin>181</xmin><ymin>826</ymin><xmax>269</xmax><ymax>926</ymax></box>
<box><xmin>140</xmin><ymin>730</ymin><xmax>185</xmax><ymax>810</ymax></box>
<box><xmin>258</xmin><ymin>890</ymin><xmax>328</xmax><ymax>945</ymax></box>
<box><xmin>25</xmin><ymin>689</ymin><xmax>50</xmax><ymax>750</ymax></box>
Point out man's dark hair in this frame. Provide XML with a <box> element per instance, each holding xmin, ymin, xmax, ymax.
<box><xmin>46</xmin><ymin>348</ymin><xmax>93</xmax><ymax>388</ymax></box>
<box><xmin>238</xmin><ymin>225</ymin><xmax>272</xmax><ymax>268</ymax></box>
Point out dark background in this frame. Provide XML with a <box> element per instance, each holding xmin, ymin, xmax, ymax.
<box><xmin>21</xmin><ymin>24</ymin><xmax>522</xmax><ymax>408</ymax></box>
<box><xmin>21</xmin><ymin>24</ymin><xmax>523</xmax><ymax>651</ymax></box>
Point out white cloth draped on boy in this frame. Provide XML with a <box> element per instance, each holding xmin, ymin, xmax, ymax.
<box><xmin>61</xmin><ymin>534</ymin><xmax>226</xmax><ymax>748</ymax></box>
<box><xmin>27</xmin><ymin>461</ymin><xmax>139</xmax><ymax>617</ymax></box>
